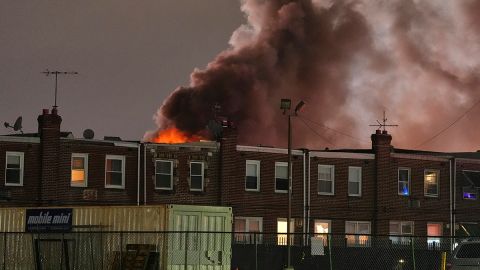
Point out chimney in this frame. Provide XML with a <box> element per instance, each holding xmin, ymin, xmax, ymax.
<box><xmin>371</xmin><ymin>129</ymin><xmax>392</xmax><ymax>152</ymax></box>
<box><xmin>37</xmin><ymin>108</ymin><xmax>62</xmax><ymax>205</ymax></box>
<box><xmin>219</xmin><ymin>120</ymin><xmax>238</xmax><ymax>205</ymax></box>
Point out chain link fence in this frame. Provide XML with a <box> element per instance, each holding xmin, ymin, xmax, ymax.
<box><xmin>0</xmin><ymin>231</ymin><xmax>476</xmax><ymax>270</ymax></box>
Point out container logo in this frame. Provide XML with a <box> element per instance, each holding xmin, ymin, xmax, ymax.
<box><xmin>25</xmin><ymin>208</ymin><xmax>72</xmax><ymax>232</ymax></box>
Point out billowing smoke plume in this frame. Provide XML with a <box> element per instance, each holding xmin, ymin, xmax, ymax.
<box><xmin>147</xmin><ymin>0</ymin><xmax>480</xmax><ymax>151</ymax></box>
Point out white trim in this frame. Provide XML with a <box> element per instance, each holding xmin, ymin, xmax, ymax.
<box><xmin>155</xmin><ymin>160</ymin><xmax>174</xmax><ymax>190</ymax></box>
<box><xmin>455</xmin><ymin>158</ymin><xmax>480</xmax><ymax>164</ymax></box>
<box><xmin>310</xmin><ymin>151</ymin><xmax>374</xmax><ymax>160</ymax></box>
<box><xmin>275</xmin><ymin>162</ymin><xmax>289</xmax><ymax>193</ymax></box>
<box><xmin>5</xmin><ymin>151</ymin><xmax>24</xmax><ymax>186</ymax></box>
<box><xmin>314</xmin><ymin>219</ymin><xmax>331</xmax><ymax>234</ymax></box>
<box><xmin>105</xmin><ymin>155</ymin><xmax>125</xmax><ymax>189</ymax></box>
<box><xmin>235</xmin><ymin>216</ymin><xmax>263</xmax><ymax>232</ymax></box>
<box><xmin>391</xmin><ymin>153</ymin><xmax>450</xmax><ymax>162</ymax></box>
<box><xmin>190</xmin><ymin>161</ymin><xmax>204</xmax><ymax>191</ymax></box>
<box><xmin>348</xmin><ymin>166</ymin><xmax>362</xmax><ymax>197</ymax></box>
<box><xmin>0</xmin><ymin>136</ymin><xmax>39</xmax><ymax>143</ymax></box>
<box><xmin>245</xmin><ymin>160</ymin><xmax>260</xmax><ymax>192</ymax></box>
<box><xmin>424</xmin><ymin>169</ymin><xmax>440</xmax><ymax>197</ymax></box>
<box><xmin>71</xmin><ymin>153</ymin><xmax>88</xmax><ymax>187</ymax></box>
<box><xmin>318</xmin><ymin>165</ymin><xmax>335</xmax><ymax>195</ymax></box>
<box><xmin>397</xmin><ymin>167</ymin><xmax>410</xmax><ymax>196</ymax></box>
<box><xmin>237</xmin><ymin>145</ymin><xmax>303</xmax><ymax>156</ymax></box>
<box><xmin>146</xmin><ymin>141</ymin><xmax>219</xmax><ymax>149</ymax></box>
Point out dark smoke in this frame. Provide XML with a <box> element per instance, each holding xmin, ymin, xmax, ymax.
<box><xmin>147</xmin><ymin>0</ymin><xmax>480</xmax><ymax>151</ymax></box>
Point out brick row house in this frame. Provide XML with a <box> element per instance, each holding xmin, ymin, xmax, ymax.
<box><xmin>1</xmin><ymin>109</ymin><xmax>480</xmax><ymax>246</ymax></box>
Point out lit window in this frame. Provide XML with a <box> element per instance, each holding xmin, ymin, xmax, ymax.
<box><xmin>318</xmin><ymin>165</ymin><xmax>334</xmax><ymax>195</ymax></box>
<box><xmin>105</xmin><ymin>155</ymin><xmax>125</xmax><ymax>188</ymax></box>
<box><xmin>275</xmin><ymin>162</ymin><xmax>288</xmax><ymax>193</ymax></box>
<box><xmin>5</xmin><ymin>152</ymin><xmax>24</xmax><ymax>186</ymax></box>
<box><xmin>348</xmin><ymin>167</ymin><xmax>362</xmax><ymax>196</ymax></box>
<box><xmin>190</xmin><ymin>162</ymin><xmax>204</xmax><ymax>191</ymax></box>
<box><xmin>427</xmin><ymin>223</ymin><xmax>442</xmax><ymax>250</ymax></box>
<box><xmin>155</xmin><ymin>160</ymin><xmax>173</xmax><ymax>190</ymax></box>
<box><xmin>277</xmin><ymin>218</ymin><xmax>294</xmax><ymax>245</ymax></box>
<box><xmin>389</xmin><ymin>221</ymin><xmax>413</xmax><ymax>244</ymax></box>
<box><xmin>235</xmin><ymin>217</ymin><xmax>263</xmax><ymax>244</ymax></box>
<box><xmin>398</xmin><ymin>168</ymin><xmax>410</xmax><ymax>196</ymax></box>
<box><xmin>245</xmin><ymin>160</ymin><xmax>260</xmax><ymax>191</ymax></box>
<box><xmin>314</xmin><ymin>220</ymin><xmax>331</xmax><ymax>245</ymax></box>
<box><xmin>424</xmin><ymin>170</ymin><xmax>439</xmax><ymax>197</ymax></box>
<box><xmin>71</xmin><ymin>153</ymin><xmax>88</xmax><ymax>187</ymax></box>
<box><xmin>345</xmin><ymin>221</ymin><xmax>371</xmax><ymax>247</ymax></box>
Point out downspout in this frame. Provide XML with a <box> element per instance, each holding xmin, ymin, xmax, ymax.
<box><xmin>144</xmin><ymin>143</ymin><xmax>148</xmax><ymax>205</ymax></box>
<box><xmin>453</xmin><ymin>158</ymin><xmax>457</xmax><ymax>238</ymax></box>
<box><xmin>137</xmin><ymin>143</ymin><xmax>141</xmax><ymax>206</ymax></box>
<box><xmin>303</xmin><ymin>149</ymin><xmax>306</xmax><ymax>243</ymax></box>
<box><xmin>449</xmin><ymin>158</ymin><xmax>452</xmax><ymax>249</ymax></box>
<box><xmin>307</xmin><ymin>151</ymin><xmax>311</xmax><ymax>239</ymax></box>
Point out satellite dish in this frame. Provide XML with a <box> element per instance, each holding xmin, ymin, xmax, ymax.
<box><xmin>13</xmin><ymin>117</ymin><xmax>22</xmax><ymax>131</ymax></box>
<box><xmin>83</xmin><ymin>129</ymin><xmax>95</xmax><ymax>139</ymax></box>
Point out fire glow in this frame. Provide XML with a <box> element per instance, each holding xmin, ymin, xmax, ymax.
<box><xmin>152</xmin><ymin>127</ymin><xmax>204</xmax><ymax>144</ymax></box>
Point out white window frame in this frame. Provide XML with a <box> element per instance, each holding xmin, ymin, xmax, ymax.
<box><xmin>190</xmin><ymin>161</ymin><xmax>204</xmax><ymax>191</ymax></box>
<box><xmin>348</xmin><ymin>166</ymin><xmax>362</xmax><ymax>197</ymax></box>
<box><xmin>462</xmin><ymin>170</ymin><xmax>479</xmax><ymax>200</ymax></box>
<box><xmin>389</xmin><ymin>221</ymin><xmax>414</xmax><ymax>245</ymax></box>
<box><xmin>398</xmin><ymin>168</ymin><xmax>410</xmax><ymax>196</ymax></box>
<box><xmin>105</xmin><ymin>155</ymin><xmax>125</xmax><ymax>189</ymax></box>
<box><xmin>318</xmin><ymin>165</ymin><xmax>335</xmax><ymax>195</ymax></box>
<box><xmin>5</xmin><ymin>151</ymin><xmax>24</xmax><ymax>186</ymax></box>
<box><xmin>235</xmin><ymin>217</ymin><xmax>263</xmax><ymax>244</ymax></box>
<box><xmin>424</xmin><ymin>169</ymin><xmax>440</xmax><ymax>197</ymax></box>
<box><xmin>277</xmin><ymin>218</ymin><xmax>295</xmax><ymax>245</ymax></box>
<box><xmin>275</xmin><ymin>162</ymin><xmax>289</xmax><ymax>193</ymax></box>
<box><xmin>245</xmin><ymin>160</ymin><xmax>260</xmax><ymax>192</ymax></box>
<box><xmin>155</xmin><ymin>160</ymin><xmax>173</xmax><ymax>190</ymax></box>
<box><xmin>345</xmin><ymin>221</ymin><xmax>371</xmax><ymax>247</ymax></box>
<box><xmin>71</xmin><ymin>153</ymin><xmax>88</xmax><ymax>187</ymax></box>
<box><xmin>314</xmin><ymin>219</ymin><xmax>331</xmax><ymax>246</ymax></box>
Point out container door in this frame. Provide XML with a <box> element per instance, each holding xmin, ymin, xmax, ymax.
<box><xmin>168</xmin><ymin>211</ymin><xmax>201</xmax><ymax>270</ymax></box>
<box><xmin>199</xmin><ymin>212</ymin><xmax>231</xmax><ymax>270</ymax></box>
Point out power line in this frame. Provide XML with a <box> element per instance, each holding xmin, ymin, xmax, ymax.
<box><xmin>416</xmin><ymin>98</ymin><xmax>480</xmax><ymax>148</ymax></box>
<box><xmin>298</xmin><ymin>117</ymin><xmax>337</xmax><ymax>147</ymax></box>
<box><xmin>299</xmin><ymin>116</ymin><xmax>369</xmax><ymax>144</ymax></box>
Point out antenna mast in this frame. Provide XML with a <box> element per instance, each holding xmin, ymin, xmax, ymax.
<box><xmin>369</xmin><ymin>111</ymin><xmax>398</xmax><ymax>132</ymax></box>
<box><xmin>42</xmin><ymin>69</ymin><xmax>78</xmax><ymax>109</ymax></box>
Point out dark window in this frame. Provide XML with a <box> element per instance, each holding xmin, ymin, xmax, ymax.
<box><xmin>5</xmin><ymin>152</ymin><xmax>23</xmax><ymax>185</ymax></box>
<box><xmin>275</xmin><ymin>163</ymin><xmax>288</xmax><ymax>192</ymax></box>
<box><xmin>190</xmin><ymin>162</ymin><xmax>203</xmax><ymax>191</ymax></box>
<box><xmin>156</xmin><ymin>160</ymin><xmax>173</xmax><ymax>190</ymax></box>
<box><xmin>105</xmin><ymin>156</ymin><xmax>124</xmax><ymax>188</ymax></box>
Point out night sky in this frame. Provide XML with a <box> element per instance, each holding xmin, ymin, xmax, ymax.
<box><xmin>0</xmin><ymin>0</ymin><xmax>244</xmax><ymax>140</ymax></box>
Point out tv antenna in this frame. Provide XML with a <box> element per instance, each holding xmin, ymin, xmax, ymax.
<box><xmin>369</xmin><ymin>111</ymin><xmax>398</xmax><ymax>132</ymax></box>
<box><xmin>4</xmin><ymin>116</ymin><xmax>23</xmax><ymax>134</ymax></box>
<box><xmin>42</xmin><ymin>69</ymin><xmax>78</xmax><ymax>109</ymax></box>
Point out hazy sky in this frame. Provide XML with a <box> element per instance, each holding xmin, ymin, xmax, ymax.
<box><xmin>0</xmin><ymin>0</ymin><xmax>244</xmax><ymax>140</ymax></box>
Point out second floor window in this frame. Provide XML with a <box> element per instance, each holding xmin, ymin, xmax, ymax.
<box><xmin>155</xmin><ymin>160</ymin><xmax>173</xmax><ymax>190</ymax></box>
<box><xmin>424</xmin><ymin>170</ymin><xmax>439</xmax><ymax>197</ymax></box>
<box><xmin>275</xmin><ymin>162</ymin><xmax>288</xmax><ymax>193</ymax></box>
<box><xmin>398</xmin><ymin>168</ymin><xmax>410</xmax><ymax>196</ymax></box>
<box><xmin>5</xmin><ymin>152</ymin><xmax>24</xmax><ymax>186</ymax></box>
<box><xmin>245</xmin><ymin>160</ymin><xmax>260</xmax><ymax>191</ymax></box>
<box><xmin>71</xmin><ymin>153</ymin><xmax>88</xmax><ymax>187</ymax></box>
<box><xmin>348</xmin><ymin>166</ymin><xmax>362</xmax><ymax>196</ymax></box>
<box><xmin>190</xmin><ymin>162</ymin><xmax>204</xmax><ymax>191</ymax></box>
<box><xmin>105</xmin><ymin>155</ymin><xmax>125</xmax><ymax>189</ymax></box>
<box><xmin>318</xmin><ymin>165</ymin><xmax>334</xmax><ymax>195</ymax></box>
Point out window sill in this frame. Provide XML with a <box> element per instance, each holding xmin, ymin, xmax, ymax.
<box><xmin>4</xmin><ymin>183</ymin><xmax>23</xmax><ymax>187</ymax></box>
<box><xmin>348</xmin><ymin>194</ymin><xmax>362</xmax><ymax>197</ymax></box>
<box><xmin>318</xmin><ymin>192</ymin><xmax>334</xmax><ymax>196</ymax></box>
<box><xmin>275</xmin><ymin>190</ymin><xmax>288</xmax><ymax>194</ymax></box>
<box><xmin>71</xmin><ymin>184</ymin><xmax>87</xmax><ymax>188</ymax></box>
<box><xmin>105</xmin><ymin>185</ymin><xmax>125</xmax><ymax>190</ymax></box>
<box><xmin>245</xmin><ymin>189</ymin><xmax>260</xmax><ymax>192</ymax></box>
<box><xmin>424</xmin><ymin>194</ymin><xmax>439</xmax><ymax>198</ymax></box>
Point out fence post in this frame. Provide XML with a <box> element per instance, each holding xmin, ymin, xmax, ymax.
<box><xmin>410</xmin><ymin>237</ymin><xmax>416</xmax><ymax>270</ymax></box>
<box><xmin>119</xmin><ymin>232</ymin><xmax>123</xmax><ymax>270</ymax></box>
<box><xmin>328</xmin><ymin>234</ymin><xmax>333</xmax><ymax>270</ymax></box>
<box><xmin>184</xmin><ymin>231</ymin><xmax>189</xmax><ymax>270</ymax></box>
<box><xmin>255</xmin><ymin>232</ymin><xmax>258</xmax><ymax>270</ymax></box>
<box><xmin>3</xmin><ymin>232</ymin><xmax>6</xmax><ymax>270</ymax></box>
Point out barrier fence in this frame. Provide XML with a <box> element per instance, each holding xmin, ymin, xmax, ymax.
<box><xmin>0</xmin><ymin>231</ymin><xmax>475</xmax><ymax>270</ymax></box>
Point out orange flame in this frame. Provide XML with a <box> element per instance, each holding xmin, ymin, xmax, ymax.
<box><xmin>152</xmin><ymin>127</ymin><xmax>204</xmax><ymax>144</ymax></box>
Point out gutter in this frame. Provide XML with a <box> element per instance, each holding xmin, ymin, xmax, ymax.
<box><xmin>302</xmin><ymin>149</ymin><xmax>306</xmax><ymax>242</ymax></box>
<box><xmin>144</xmin><ymin>143</ymin><xmax>148</xmax><ymax>205</ymax></box>
<box><xmin>137</xmin><ymin>143</ymin><xmax>141</xmax><ymax>206</ymax></box>
<box><xmin>307</xmin><ymin>150</ymin><xmax>311</xmax><ymax>240</ymax></box>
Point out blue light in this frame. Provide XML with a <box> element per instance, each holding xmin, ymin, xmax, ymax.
<box><xmin>402</xmin><ymin>186</ymin><xmax>409</xmax><ymax>195</ymax></box>
<box><xmin>463</xmin><ymin>192</ymin><xmax>477</xmax><ymax>199</ymax></box>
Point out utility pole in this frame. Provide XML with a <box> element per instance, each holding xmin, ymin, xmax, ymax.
<box><xmin>42</xmin><ymin>69</ymin><xmax>78</xmax><ymax>109</ymax></box>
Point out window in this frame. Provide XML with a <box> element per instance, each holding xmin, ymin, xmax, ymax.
<box><xmin>398</xmin><ymin>168</ymin><xmax>410</xmax><ymax>196</ymax></box>
<box><xmin>424</xmin><ymin>170</ymin><xmax>439</xmax><ymax>197</ymax></box>
<box><xmin>190</xmin><ymin>162</ymin><xmax>204</xmax><ymax>191</ymax></box>
<box><xmin>427</xmin><ymin>222</ymin><xmax>442</xmax><ymax>250</ymax></box>
<box><xmin>155</xmin><ymin>160</ymin><xmax>173</xmax><ymax>190</ymax></box>
<box><xmin>5</xmin><ymin>152</ymin><xmax>24</xmax><ymax>186</ymax></box>
<box><xmin>348</xmin><ymin>167</ymin><xmax>362</xmax><ymax>196</ymax></box>
<box><xmin>462</xmin><ymin>170</ymin><xmax>480</xmax><ymax>200</ymax></box>
<box><xmin>275</xmin><ymin>162</ymin><xmax>288</xmax><ymax>193</ymax></box>
<box><xmin>314</xmin><ymin>220</ymin><xmax>331</xmax><ymax>245</ymax></box>
<box><xmin>345</xmin><ymin>221</ymin><xmax>371</xmax><ymax>247</ymax></box>
<box><xmin>318</xmin><ymin>165</ymin><xmax>334</xmax><ymax>195</ymax></box>
<box><xmin>105</xmin><ymin>155</ymin><xmax>125</xmax><ymax>188</ymax></box>
<box><xmin>71</xmin><ymin>153</ymin><xmax>88</xmax><ymax>187</ymax></box>
<box><xmin>277</xmin><ymin>218</ymin><xmax>294</xmax><ymax>245</ymax></box>
<box><xmin>235</xmin><ymin>217</ymin><xmax>262</xmax><ymax>244</ymax></box>
<box><xmin>389</xmin><ymin>221</ymin><xmax>413</xmax><ymax>244</ymax></box>
<box><xmin>245</xmin><ymin>160</ymin><xmax>260</xmax><ymax>191</ymax></box>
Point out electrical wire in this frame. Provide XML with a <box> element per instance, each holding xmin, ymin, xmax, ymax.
<box><xmin>299</xmin><ymin>116</ymin><xmax>369</xmax><ymax>144</ymax></box>
<box><xmin>416</xmin><ymin>98</ymin><xmax>480</xmax><ymax>148</ymax></box>
<box><xmin>298</xmin><ymin>117</ymin><xmax>337</xmax><ymax>147</ymax></box>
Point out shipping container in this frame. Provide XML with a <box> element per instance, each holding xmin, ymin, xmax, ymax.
<box><xmin>0</xmin><ymin>204</ymin><xmax>232</xmax><ymax>270</ymax></box>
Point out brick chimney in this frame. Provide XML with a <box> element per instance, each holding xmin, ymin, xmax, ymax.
<box><xmin>219</xmin><ymin>120</ymin><xmax>238</xmax><ymax>205</ymax></box>
<box><xmin>37</xmin><ymin>108</ymin><xmax>62</xmax><ymax>204</ymax></box>
<box><xmin>371</xmin><ymin>129</ymin><xmax>393</xmax><ymax>236</ymax></box>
